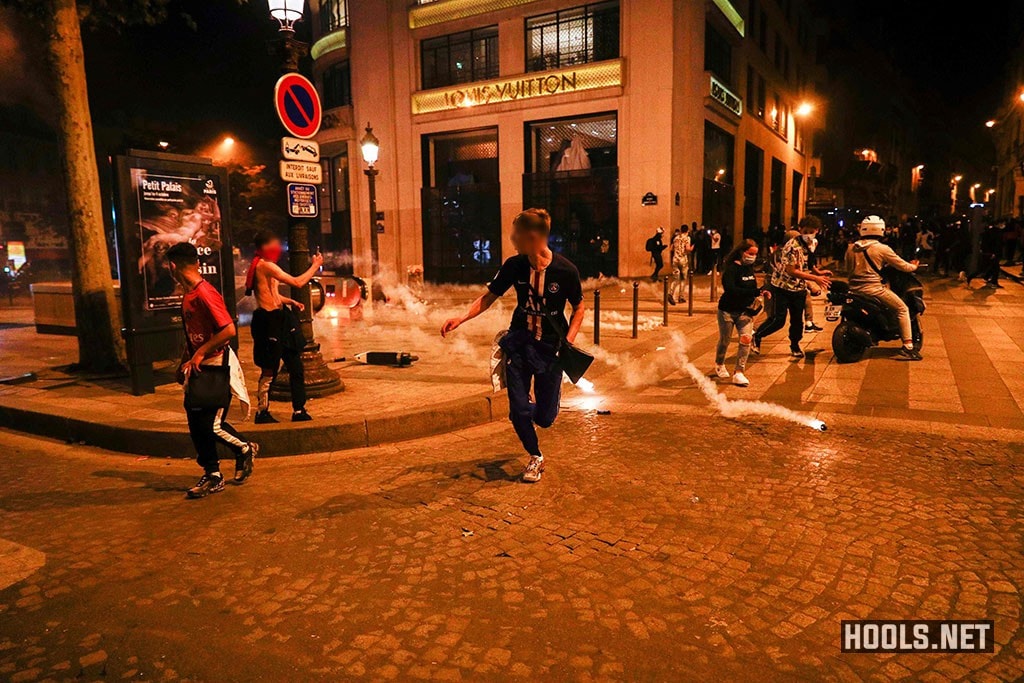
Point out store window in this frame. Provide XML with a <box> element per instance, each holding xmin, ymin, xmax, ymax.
<box><xmin>703</xmin><ymin>122</ymin><xmax>735</xmax><ymax>234</ymax></box>
<box><xmin>756</xmin><ymin>74</ymin><xmax>766</xmax><ymax>118</ymax></box>
<box><xmin>421</xmin><ymin>27</ymin><xmax>499</xmax><ymax>90</ymax></box>
<box><xmin>524</xmin><ymin>112</ymin><xmax>619</xmax><ymax>278</ymax></box>
<box><xmin>326</xmin><ymin>151</ymin><xmax>352</xmax><ymax>268</ymax></box>
<box><xmin>319</xmin><ymin>0</ymin><xmax>348</xmax><ymax>34</ymax></box>
<box><xmin>525</xmin><ymin>1</ymin><xmax>619</xmax><ymax>72</ymax></box>
<box><xmin>769</xmin><ymin>157</ymin><xmax>786</xmax><ymax>226</ymax></box>
<box><xmin>322</xmin><ymin>62</ymin><xmax>351</xmax><ymax>109</ymax></box>
<box><xmin>704</xmin><ymin>22</ymin><xmax>733</xmax><ymax>86</ymax></box>
<box><xmin>420</xmin><ymin>128</ymin><xmax>501</xmax><ymax>283</ymax></box>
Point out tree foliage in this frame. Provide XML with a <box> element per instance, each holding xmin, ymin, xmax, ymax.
<box><xmin>1</xmin><ymin>0</ymin><xmax>247</xmax><ymax>30</ymax></box>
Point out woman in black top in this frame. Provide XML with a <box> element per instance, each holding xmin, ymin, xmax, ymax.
<box><xmin>715</xmin><ymin>239</ymin><xmax>769</xmax><ymax>387</ymax></box>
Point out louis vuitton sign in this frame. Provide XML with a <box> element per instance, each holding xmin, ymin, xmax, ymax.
<box><xmin>412</xmin><ymin>59</ymin><xmax>623</xmax><ymax>115</ymax></box>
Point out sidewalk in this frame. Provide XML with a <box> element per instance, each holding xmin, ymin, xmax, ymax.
<box><xmin>1</xmin><ymin>273</ymin><xmax>1022</xmax><ymax>456</ymax></box>
<box><xmin>0</xmin><ymin>280</ymin><xmax>689</xmax><ymax>456</ymax></box>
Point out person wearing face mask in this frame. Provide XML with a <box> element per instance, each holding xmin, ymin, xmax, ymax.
<box><xmin>714</xmin><ymin>240</ymin><xmax>770</xmax><ymax>386</ymax></box>
<box><xmin>752</xmin><ymin>216</ymin><xmax>832</xmax><ymax>358</ymax></box>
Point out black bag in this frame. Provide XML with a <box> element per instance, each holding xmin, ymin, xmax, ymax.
<box><xmin>184</xmin><ymin>349</ymin><xmax>232</xmax><ymax>410</ymax></box>
<box><xmin>558</xmin><ymin>341</ymin><xmax>594</xmax><ymax>384</ymax></box>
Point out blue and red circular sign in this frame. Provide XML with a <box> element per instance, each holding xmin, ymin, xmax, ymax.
<box><xmin>274</xmin><ymin>73</ymin><xmax>322</xmax><ymax>139</ymax></box>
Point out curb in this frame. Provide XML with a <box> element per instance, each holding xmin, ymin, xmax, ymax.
<box><xmin>0</xmin><ymin>391</ymin><xmax>509</xmax><ymax>458</ymax></box>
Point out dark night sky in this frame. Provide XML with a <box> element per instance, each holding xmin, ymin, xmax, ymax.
<box><xmin>1</xmin><ymin>0</ymin><xmax>1022</xmax><ymax>170</ymax></box>
<box><xmin>818</xmin><ymin>0</ymin><xmax>1022</xmax><ymax>176</ymax></box>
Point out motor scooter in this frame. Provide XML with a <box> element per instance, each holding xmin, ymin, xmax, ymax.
<box><xmin>826</xmin><ymin>269</ymin><xmax>925</xmax><ymax>363</ymax></box>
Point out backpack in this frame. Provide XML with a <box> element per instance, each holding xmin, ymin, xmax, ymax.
<box><xmin>645</xmin><ymin>236</ymin><xmax>659</xmax><ymax>253</ymax></box>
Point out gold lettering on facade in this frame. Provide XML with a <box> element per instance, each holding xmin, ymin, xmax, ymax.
<box><xmin>413</xmin><ymin>60</ymin><xmax>622</xmax><ymax>115</ymax></box>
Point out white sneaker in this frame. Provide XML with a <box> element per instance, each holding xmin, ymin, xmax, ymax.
<box><xmin>733</xmin><ymin>371</ymin><xmax>750</xmax><ymax>387</ymax></box>
<box><xmin>714</xmin><ymin>365</ymin><xmax>730</xmax><ymax>379</ymax></box>
<box><xmin>521</xmin><ymin>455</ymin><xmax>545</xmax><ymax>483</ymax></box>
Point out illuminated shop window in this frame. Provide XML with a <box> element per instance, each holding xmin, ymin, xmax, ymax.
<box><xmin>421</xmin><ymin>26</ymin><xmax>499</xmax><ymax>90</ymax></box>
<box><xmin>525</xmin><ymin>1</ymin><xmax>619</xmax><ymax>73</ymax></box>
<box><xmin>320</xmin><ymin>0</ymin><xmax>348</xmax><ymax>35</ymax></box>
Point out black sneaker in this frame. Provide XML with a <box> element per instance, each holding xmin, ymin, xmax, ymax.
<box><xmin>254</xmin><ymin>410</ymin><xmax>278</xmax><ymax>424</ymax></box>
<box><xmin>896</xmin><ymin>347</ymin><xmax>923</xmax><ymax>361</ymax></box>
<box><xmin>790</xmin><ymin>345</ymin><xmax>804</xmax><ymax>358</ymax></box>
<box><xmin>805</xmin><ymin>323</ymin><xmax>823</xmax><ymax>332</ymax></box>
<box><xmin>668</xmin><ymin>294</ymin><xmax>677</xmax><ymax>306</ymax></box>
<box><xmin>291</xmin><ymin>409</ymin><xmax>313</xmax><ymax>422</ymax></box>
<box><xmin>187</xmin><ymin>473</ymin><xmax>225</xmax><ymax>499</ymax></box>
<box><xmin>234</xmin><ymin>443</ymin><xmax>258</xmax><ymax>484</ymax></box>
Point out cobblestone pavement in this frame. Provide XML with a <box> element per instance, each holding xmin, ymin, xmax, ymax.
<box><xmin>0</xmin><ymin>407</ymin><xmax>1022</xmax><ymax>681</ymax></box>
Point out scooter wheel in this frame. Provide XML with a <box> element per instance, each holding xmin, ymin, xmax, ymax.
<box><xmin>832</xmin><ymin>321</ymin><xmax>867</xmax><ymax>363</ymax></box>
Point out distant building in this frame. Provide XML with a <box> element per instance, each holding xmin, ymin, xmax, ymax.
<box><xmin>807</xmin><ymin>30</ymin><xmax>922</xmax><ymax>222</ymax></box>
<box><xmin>992</xmin><ymin>42</ymin><xmax>1024</xmax><ymax>218</ymax></box>
<box><xmin>307</xmin><ymin>0</ymin><xmax>823</xmax><ymax>282</ymax></box>
<box><xmin>0</xmin><ymin>104</ymin><xmax>69</xmax><ymax>271</ymax></box>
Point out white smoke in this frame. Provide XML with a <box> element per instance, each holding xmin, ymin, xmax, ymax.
<box><xmin>582</xmin><ymin>331</ymin><xmax>825</xmax><ymax>430</ymax></box>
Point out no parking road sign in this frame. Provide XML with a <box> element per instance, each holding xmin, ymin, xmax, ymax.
<box><xmin>274</xmin><ymin>73</ymin><xmax>322</xmax><ymax>139</ymax></box>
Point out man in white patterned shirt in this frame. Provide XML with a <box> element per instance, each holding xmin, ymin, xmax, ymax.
<box><xmin>752</xmin><ymin>217</ymin><xmax>832</xmax><ymax>358</ymax></box>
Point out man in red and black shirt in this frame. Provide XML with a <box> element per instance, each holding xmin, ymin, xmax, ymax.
<box><xmin>168</xmin><ymin>243</ymin><xmax>257</xmax><ymax>499</ymax></box>
<box><xmin>441</xmin><ymin>209</ymin><xmax>585</xmax><ymax>483</ymax></box>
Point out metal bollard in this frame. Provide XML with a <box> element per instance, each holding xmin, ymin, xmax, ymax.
<box><xmin>662</xmin><ymin>275</ymin><xmax>669</xmax><ymax>326</ymax></box>
<box><xmin>687</xmin><ymin>266</ymin><xmax>694</xmax><ymax>317</ymax></box>
<box><xmin>710</xmin><ymin>260</ymin><xmax>718</xmax><ymax>302</ymax></box>
<box><xmin>593</xmin><ymin>288</ymin><xmax>601</xmax><ymax>345</ymax></box>
<box><xmin>631</xmin><ymin>281</ymin><xmax>639</xmax><ymax>339</ymax></box>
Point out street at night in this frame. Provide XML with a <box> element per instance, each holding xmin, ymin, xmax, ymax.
<box><xmin>2</xmin><ymin>0</ymin><xmax>1024</xmax><ymax>680</ymax></box>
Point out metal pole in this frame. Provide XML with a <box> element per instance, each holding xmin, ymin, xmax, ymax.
<box><xmin>687</xmin><ymin>261</ymin><xmax>694</xmax><ymax>317</ymax></box>
<box><xmin>366</xmin><ymin>167</ymin><xmax>380</xmax><ymax>276</ymax></box>
<box><xmin>662</xmin><ymin>275</ymin><xmax>669</xmax><ymax>327</ymax></box>
<box><xmin>593</xmin><ymin>289</ymin><xmax>601</xmax><ymax>345</ymax></box>
<box><xmin>631</xmin><ymin>281</ymin><xmax>639</xmax><ymax>339</ymax></box>
<box><xmin>270</xmin><ymin>29</ymin><xmax>343</xmax><ymax>400</ymax></box>
<box><xmin>710</xmin><ymin>260</ymin><xmax>718</xmax><ymax>302</ymax></box>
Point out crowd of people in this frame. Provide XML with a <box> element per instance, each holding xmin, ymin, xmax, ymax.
<box><xmin>168</xmin><ymin>207</ymin><xmax>1020</xmax><ymax>495</ymax></box>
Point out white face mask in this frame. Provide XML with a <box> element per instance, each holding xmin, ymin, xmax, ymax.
<box><xmin>741</xmin><ymin>254</ymin><xmax>757</xmax><ymax>265</ymax></box>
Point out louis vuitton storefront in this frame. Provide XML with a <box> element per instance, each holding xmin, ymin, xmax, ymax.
<box><xmin>309</xmin><ymin>0</ymin><xmax>819</xmax><ymax>281</ymax></box>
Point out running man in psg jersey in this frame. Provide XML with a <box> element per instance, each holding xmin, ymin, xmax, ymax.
<box><xmin>441</xmin><ymin>208</ymin><xmax>585</xmax><ymax>483</ymax></box>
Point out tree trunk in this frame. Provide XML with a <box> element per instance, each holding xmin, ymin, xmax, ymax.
<box><xmin>43</xmin><ymin>0</ymin><xmax>124</xmax><ymax>372</ymax></box>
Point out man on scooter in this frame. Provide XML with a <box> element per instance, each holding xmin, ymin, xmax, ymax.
<box><xmin>845</xmin><ymin>215</ymin><xmax>922</xmax><ymax>361</ymax></box>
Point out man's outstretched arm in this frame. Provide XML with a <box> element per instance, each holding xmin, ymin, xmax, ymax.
<box><xmin>261</xmin><ymin>252</ymin><xmax>324</xmax><ymax>289</ymax></box>
<box><xmin>441</xmin><ymin>291</ymin><xmax>499</xmax><ymax>337</ymax></box>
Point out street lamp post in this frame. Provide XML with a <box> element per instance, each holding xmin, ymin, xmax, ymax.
<box><xmin>360</xmin><ymin>124</ymin><xmax>381</xmax><ymax>278</ymax></box>
<box><xmin>267</xmin><ymin>0</ymin><xmax>343</xmax><ymax>399</ymax></box>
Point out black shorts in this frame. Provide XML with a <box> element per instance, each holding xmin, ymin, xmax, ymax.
<box><xmin>251</xmin><ymin>307</ymin><xmax>305</xmax><ymax>370</ymax></box>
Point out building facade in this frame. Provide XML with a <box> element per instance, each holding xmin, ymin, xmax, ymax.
<box><xmin>992</xmin><ymin>41</ymin><xmax>1024</xmax><ymax>219</ymax></box>
<box><xmin>309</xmin><ymin>0</ymin><xmax>821</xmax><ymax>282</ymax></box>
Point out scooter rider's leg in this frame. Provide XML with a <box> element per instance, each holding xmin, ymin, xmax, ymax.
<box><xmin>874</xmin><ymin>287</ymin><xmax>920</xmax><ymax>360</ymax></box>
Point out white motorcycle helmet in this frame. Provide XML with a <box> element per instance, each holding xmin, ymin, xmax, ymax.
<box><xmin>859</xmin><ymin>215</ymin><xmax>885</xmax><ymax>238</ymax></box>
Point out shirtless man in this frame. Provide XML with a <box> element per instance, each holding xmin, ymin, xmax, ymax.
<box><xmin>245</xmin><ymin>230</ymin><xmax>323</xmax><ymax>423</ymax></box>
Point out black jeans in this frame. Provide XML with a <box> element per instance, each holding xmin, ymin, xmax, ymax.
<box><xmin>651</xmin><ymin>254</ymin><xmax>664</xmax><ymax>280</ymax></box>
<box><xmin>502</xmin><ymin>332</ymin><xmax>562</xmax><ymax>457</ymax></box>
<box><xmin>754</xmin><ymin>287</ymin><xmax>806</xmax><ymax>346</ymax></box>
<box><xmin>279</xmin><ymin>347</ymin><xmax>307</xmax><ymax>411</ymax></box>
<box><xmin>185</xmin><ymin>404</ymin><xmax>248</xmax><ymax>474</ymax></box>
